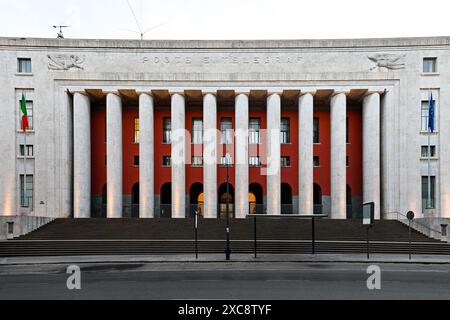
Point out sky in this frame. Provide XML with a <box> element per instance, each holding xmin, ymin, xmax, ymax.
<box><xmin>0</xmin><ymin>0</ymin><xmax>449</xmax><ymax>40</ymax></box>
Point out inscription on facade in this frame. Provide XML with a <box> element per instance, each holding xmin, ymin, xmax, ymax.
<box><xmin>141</xmin><ymin>54</ymin><xmax>302</xmax><ymax>66</ymax></box>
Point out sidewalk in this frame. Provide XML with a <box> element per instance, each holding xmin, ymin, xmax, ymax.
<box><xmin>2</xmin><ymin>253</ymin><xmax>450</xmax><ymax>265</ymax></box>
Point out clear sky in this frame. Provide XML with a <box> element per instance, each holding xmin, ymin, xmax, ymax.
<box><xmin>1</xmin><ymin>0</ymin><xmax>449</xmax><ymax>40</ymax></box>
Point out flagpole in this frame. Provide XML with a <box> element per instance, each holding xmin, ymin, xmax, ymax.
<box><xmin>23</xmin><ymin>130</ymin><xmax>27</xmax><ymax>210</ymax></box>
<box><xmin>427</xmin><ymin>127</ymin><xmax>431</xmax><ymax>210</ymax></box>
<box><xmin>427</xmin><ymin>91</ymin><xmax>433</xmax><ymax>210</ymax></box>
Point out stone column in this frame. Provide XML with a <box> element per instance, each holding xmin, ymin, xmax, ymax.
<box><xmin>171</xmin><ymin>92</ymin><xmax>186</xmax><ymax>218</ymax></box>
<box><xmin>363</xmin><ymin>93</ymin><xmax>381</xmax><ymax>220</ymax></box>
<box><xmin>73</xmin><ymin>92</ymin><xmax>91</xmax><ymax>219</ymax></box>
<box><xmin>267</xmin><ymin>92</ymin><xmax>281</xmax><ymax>215</ymax></box>
<box><xmin>299</xmin><ymin>93</ymin><xmax>314</xmax><ymax>215</ymax></box>
<box><xmin>235</xmin><ymin>92</ymin><xmax>249</xmax><ymax>219</ymax></box>
<box><xmin>330</xmin><ymin>93</ymin><xmax>347</xmax><ymax>219</ymax></box>
<box><xmin>203</xmin><ymin>92</ymin><xmax>218</xmax><ymax>219</ymax></box>
<box><xmin>139</xmin><ymin>93</ymin><xmax>155</xmax><ymax>218</ymax></box>
<box><xmin>106</xmin><ymin>93</ymin><xmax>123</xmax><ymax>218</ymax></box>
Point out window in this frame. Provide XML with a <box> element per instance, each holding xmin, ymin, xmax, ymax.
<box><xmin>19</xmin><ymin>144</ymin><xmax>34</xmax><ymax>157</ymax></box>
<box><xmin>313</xmin><ymin>118</ymin><xmax>320</xmax><ymax>144</ymax></box>
<box><xmin>281</xmin><ymin>156</ymin><xmax>291</xmax><ymax>168</ymax></box>
<box><xmin>192</xmin><ymin>118</ymin><xmax>203</xmax><ymax>144</ymax></box>
<box><xmin>192</xmin><ymin>156</ymin><xmax>203</xmax><ymax>167</ymax></box>
<box><xmin>134</xmin><ymin>118</ymin><xmax>140</xmax><ymax>143</ymax></box>
<box><xmin>422</xmin><ymin>176</ymin><xmax>436</xmax><ymax>210</ymax></box>
<box><xmin>423</xmin><ymin>58</ymin><xmax>437</xmax><ymax>73</ymax></box>
<box><xmin>163</xmin><ymin>118</ymin><xmax>171</xmax><ymax>144</ymax></box>
<box><xmin>220</xmin><ymin>118</ymin><xmax>233</xmax><ymax>144</ymax></box>
<box><xmin>249</xmin><ymin>156</ymin><xmax>261</xmax><ymax>167</ymax></box>
<box><xmin>20</xmin><ymin>174</ymin><xmax>33</xmax><ymax>209</ymax></box>
<box><xmin>105</xmin><ymin>156</ymin><xmax>107</xmax><ymax>167</ymax></box>
<box><xmin>18</xmin><ymin>58</ymin><xmax>31</xmax><ymax>73</ymax></box>
<box><xmin>249</xmin><ymin>118</ymin><xmax>261</xmax><ymax>145</ymax></box>
<box><xmin>421</xmin><ymin>146</ymin><xmax>437</xmax><ymax>158</ymax></box>
<box><xmin>20</xmin><ymin>100</ymin><xmax>33</xmax><ymax>131</ymax></box>
<box><xmin>346</xmin><ymin>156</ymin><xmax>350</xmax><ymax>167</ymax></box>
<box><xmin>133</xmin><ymin>156</ymin><xmax>139</xmax><ymax>167</ymax></box>
<box><xmin>313</xmin><ymin>156</ymin><xmax>320</xmax><ymax>167</ymax></box>
<box><xmin>220</xmin><ymin>154</ymin><xmax>233</xmax><ymax>166</ymax></box>
<box><xmin>280</xmin><ymin>118</ymin><xmax>290</xmax><ymax>144</ymax></box>
<box><xmin>163</xmin><ymin>156</ymin><xmax>171</xmax><ymax>167</ymax></box>
<box><xmin>421</xmin><ymin>100</ymin><xmax>433</xmax><ymax>132</ymax></box>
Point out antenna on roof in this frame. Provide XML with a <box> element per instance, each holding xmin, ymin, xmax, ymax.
<box><xmin>123</xmin><ymin>0</ymin><xmax>165</xmax><ymax>40</ymax></box>
<box><xmin>53</xmin><ymin>25</ymin><xmax>70</xmax><ymax>39</ymax></box>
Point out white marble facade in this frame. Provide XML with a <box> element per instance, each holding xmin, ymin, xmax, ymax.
<box><xmin>0</xmin><ymin>36</ymin><xmax>449</xmax><ymax>220</ymax></box>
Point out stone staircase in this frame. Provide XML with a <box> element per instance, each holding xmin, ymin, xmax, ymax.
<box><xmin>1</xmin><ymin>218</ymin><xmax>448</xmax><ymax>257</ymax></box>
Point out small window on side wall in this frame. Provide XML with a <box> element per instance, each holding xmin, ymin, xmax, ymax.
<box><xmin>423</xmin><ymin>58</ymin><xmax>437</xmax><ymax>73</ymax></box>
<box><xmin>18</xmin><ymin>58</ymin><xmax>32</xmax><ymax>73</ymax></box>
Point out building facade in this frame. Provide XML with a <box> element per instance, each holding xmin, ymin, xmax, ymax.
<box><xmin>0</xmin><ymin>36</ymin><xmax>449</xmax><ymax>220</ymax></box>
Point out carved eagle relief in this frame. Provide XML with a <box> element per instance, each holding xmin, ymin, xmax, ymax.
<box><xmin>368</xmin><ymin>53</ymin><xmax>406</xmax><ymax>71</ymax></box>
<box><xmin>48</xmin><ymin>54</ymin><xmax>85</xmax><ymax>71</ymax></box>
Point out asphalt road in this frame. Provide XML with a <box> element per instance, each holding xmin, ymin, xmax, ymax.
<box><xmin>0</xmin><ymin>262</ymin><xmax>450</xmax><ymax>300</ymax></box>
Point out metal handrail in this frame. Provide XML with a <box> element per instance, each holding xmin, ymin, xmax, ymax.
<box><xmin>387</xmin><ymin>211</ymin><xmax>442</xmax><ymax>235</ymax></box>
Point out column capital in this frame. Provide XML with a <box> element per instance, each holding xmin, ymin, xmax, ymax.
<box><xmin>104</xmin><ymin>91</ymin><xmax>121</xmax><ymax>98</ymax></box>
<box><xmin>363</xmin><ymin>90</ymin><xmax>383</xmax><ymax>98</ymax></box>
<box><xmin>267</xmin><ymin>89</ymin><xmax>284</xmax><ymax>96</ymax></box>
<box><xmin>137</xmin><ymin>91</ymin><xmax>154</xmax><ymax>97</ymax></box>
<box><xmin>202</xmin><ymin>90</ymin><xmax>218</xmax><ymax>97</ymax></box>
<box><xmin>300</xmin><ymin>90</ymin><xmax>316</xmax><ymax>97</ymax></box>
<box><xmin>331</xmin><ymin>90</ymin><xmax>351</xmax><ymax>98</ymax></box>
<box><xmin>169</xmin><ymin>90</ymin><xmax>185</xmax><ymax>97</ymax></box>
<box><xmin>234</xmin><ymin>89</ymin><xmax>251</xmax><ymax>96</ymax></box>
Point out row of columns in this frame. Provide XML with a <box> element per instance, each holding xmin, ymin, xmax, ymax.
<box><xmin>73</xmin><ymin>90</ymin><xmax>381</xmax><ymax>220</ymax></box>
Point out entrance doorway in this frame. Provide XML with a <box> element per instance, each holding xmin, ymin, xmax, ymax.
<box><xmin>218</xmin><ymin>183</ymin><xmax>235</xmax><ymax>219</ymax></box>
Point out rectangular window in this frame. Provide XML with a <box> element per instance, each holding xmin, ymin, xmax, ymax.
<box><xmin>249</xmin><ymin>118</ymin><xmax>261</xmax><ymax>145</ymax></box>
<box><xmin>423</xmin><ymin>58</ymin><xmax>437</xmax><ymax>73</ymax></box>
<box><xmin>192</xmin><ymin>118</ymin><xmax>203</xmax><ymax>144</ymax></box>
<box><xmin>421</xmin><ymin>100</ymin><xmax>432</xmax><ymax>132</ymax></box>
<box><xmin>19</xmin><ymin>144</ymin><xmax>34</xmax><ymax>157</ymax></box>
<box><xmin>220</xmin><ymin>118</ymin><xmax>233</xmax><ymax>145</ymax></box>
<box><xmin>249</xmin><ymin>156</ymin><xmax>261</xmax><ymax>167</ymax></box>
<box><xmin>192</xmin><ymin>156</ymin><xmax>203</xmax><ymax>167</ymax></box>
<box><xmin>163</xmin><ymin>118</ymin><xmax>172</xmax><ymax>144</ymax></box>
<box><xmin>313</xmin><ymin>156</ymin><xmax>320</xmax><ymax>167</ymax></box>
<box><xmin>280</xmin><ymin>118</ymin><xmax>290</xmax><ymax>144</ymax></box>
<box><xmin>346</xmin><ymin>156</ymin><xmax>350</xmax><ymax>167</ymax></box>
<box><xmin>18</xmin><ymin>58</ymin><xmax>31</xmax><ymax>73</ymax></box>
<box><xmin>220</xmin><ymin>154</ymin><xmax>233</xmax><ymax>166</ymax></box>
<box><xmin>281</xmin><ymin>156</ymin><xmax>291</xmax><ymax>168</ymax></box>
<box><xmin>421</xmin><ymin>146</ymin><xmax>437</xmax><ymax>158</ymax></box>
<box><xmin>20</xmin><ymin>100</ymin><xmax>33</xmax><ymax>131</ymax></box>
<box><xmin>313</xmin><ymin>118</ymin><xmax>320</xmax><ymax>144</ymax></box>
<box><xmin>133</xmin><ymin>155</ymin><xmax>139</xmax><ymax>167</ymax></box>
<box><xmin>20</xmin><ymin>174</ymin><xmax>33</xmax><ymax>209</ymax></box>
<box><xmin>163</xmin><ymin>156</ymin><xmax>171</xmax><ymax>167</ymax></box>
<box><xmin>422</xmin><ymin>176</ymin><xmax>436</xmax><ymax>210</ymax></box>
<box><xmin>134</xmin><ymin>118</ymin><xmax>140</xmax><ymax>143</ymax></box>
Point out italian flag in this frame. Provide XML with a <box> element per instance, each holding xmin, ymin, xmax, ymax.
<box><xmin>20</xmin><ymin>93</ymin><xmax>29</xmax><ymax>132</ymax></box>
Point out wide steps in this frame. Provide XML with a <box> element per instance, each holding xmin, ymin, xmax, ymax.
<box><xmin>1</xmin><ymin>218</ymin><xmax>445</xmax><ymax>257</ymax></box>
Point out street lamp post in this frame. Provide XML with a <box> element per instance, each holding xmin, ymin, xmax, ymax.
<box><xmin>225</xmin><ymin>153</ymin><xmax>231</xmax><ymax>261</ymax></box>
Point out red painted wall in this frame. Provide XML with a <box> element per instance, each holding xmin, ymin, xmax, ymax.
<box><xmin>91</xmin><ymin>105</ymin><xmax>106</xmax><ymax>195</ymax></box>
<box><xmin>282</xmin><ymin>109</ymin><xmax>299</xmax><ymax>195</ymax></box>
<box><xmin>90</xmin><ymin>104</ymin><xmax>363</xmax><ymax>200</ymax></box>
<box><xmin>314</xmin><ymin>109</ymin><xmax>331</xmax><ymax>196</ymax></box>
<box><xmin>347</xmin><ymin>106</ymin><xmax>363</xmax><ymax>196</ymax></box>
